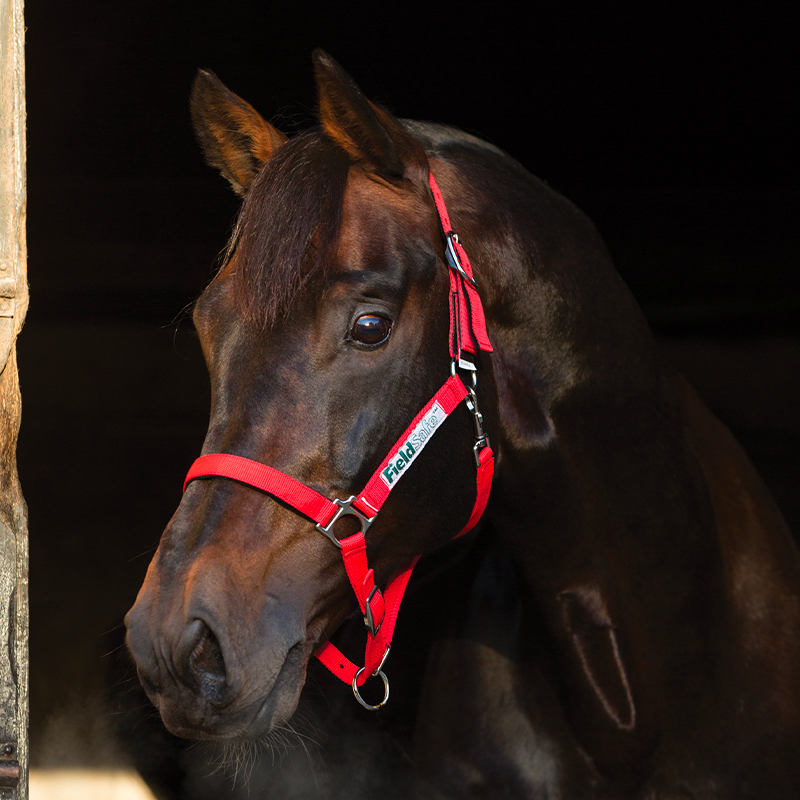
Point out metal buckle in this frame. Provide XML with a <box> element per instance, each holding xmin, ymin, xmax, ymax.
<box><xmin>363</xmin><ymin>585</ymin><xmax>383</xmax><ymax>637</ymax></box>
<box><xmin>352</xmin><ymin>647</ymin><xmax>391</xmax><ymax>710</ymax></box>
<box><xmin>315</xmin><ymin>496</ymin><xmax>376</xmax><ymax>549</ymax></box>
<box><xmin>473</xmin><ymin>437</ymin><xmax>491</xmax><ymax>465</ymax></box>
<box><xmin>465</xmin><ymin>388</ymin><xmax>490</xmax><ymax>466</ymax></box>
<box><xmin>451</xmin><ymin>358</ymin><xmax>478</xmax><ymax>388</ymax></box>
<box><xmin>445</xmin><ymin>232</ymin><xmax>477</xmax><ymax>287</ymax></box>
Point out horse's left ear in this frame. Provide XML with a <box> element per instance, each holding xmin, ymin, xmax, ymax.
<box><xmin>190</xmin><ymin>69</ymin><xmax>288</xmax><ymax>196</ymax></box>
<box><xmin>313</xmin><ymin>50</ymin><xmax>428</xmax><ymax>181</ymax></box>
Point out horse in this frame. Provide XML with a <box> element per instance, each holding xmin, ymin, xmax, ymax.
<box><xmin>123</xmin><ymin>51</ymin><xmax>800</xmax><ymax>798</ymax></box>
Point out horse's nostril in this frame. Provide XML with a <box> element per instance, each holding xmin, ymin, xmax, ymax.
<box><xmin>183</xmin><ymin>619</ymin><xmax>227</xmax><ymax>699</ymax></box>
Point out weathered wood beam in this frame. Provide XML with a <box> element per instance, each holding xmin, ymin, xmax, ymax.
<box><xmin>0</xmin><ymin>0</ymin><xmax>28</xmax><ymax>797</ymax></box>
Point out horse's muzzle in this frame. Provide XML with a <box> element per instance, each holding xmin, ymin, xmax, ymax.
<box><xmin>124</xmin><ymin>592</ymin><xmax>307</xmax><ymax>740</ymax></box>
<box><xmin>126</xmin><ymin>607</ymin><xmax>227</xmax><ymax>734</ymax></box>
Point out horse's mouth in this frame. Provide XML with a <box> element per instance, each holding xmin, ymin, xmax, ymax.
<box><xmin>148</xmin><ymin>639</ymin><xmax>310</xmax><ymax>741</ymax></box>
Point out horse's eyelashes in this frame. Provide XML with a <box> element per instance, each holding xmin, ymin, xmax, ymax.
<box><xmin>350</xmin><ymin>314</ymin><xmax>392</xmax><ymax>347</ymax></box>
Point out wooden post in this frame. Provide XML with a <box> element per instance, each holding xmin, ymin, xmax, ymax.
<box><xmin>0</xmin><ymin>0</ymin><xmax>28</xmax><ymax>797</ymax></box>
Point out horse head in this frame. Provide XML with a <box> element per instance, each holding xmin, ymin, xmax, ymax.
<box><xmin>122</xmin><ymin>46</ymin><xmax>800</xmax><ymax>798</ymax></box>
<box><xmin>125</xmin><ymin>52</ymin><xmax>498</xmax><ymax>740</ymax></box>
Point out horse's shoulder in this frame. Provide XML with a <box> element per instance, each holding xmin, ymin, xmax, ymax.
<box><xmin>675</xmin><ymin>369</ymin><xmax>797</xmax><ymax>561</ymax></box>
<box><xmin>674</xmin><ymin>369</ymin><xmax>800</xmax><ymax>726</ymax></box>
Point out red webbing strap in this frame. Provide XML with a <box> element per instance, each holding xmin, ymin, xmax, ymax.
<box><xmin>428</xmin><ymin>171</ymin><xmax>495</xmax><ymax>535</ymax></box>
<box><xmin>429</xmin><ymin>173</ymin><xmax>493</xmax><ymax>357</ymax></box>
<box><xmin>315</xmin><ymin>444</ymin><xmax>494</xmax><ymax>688</ymax></box>
<box><xmin>183</xmin><ymin>453</ymin><xmax>338</xmax><ymax>527</ymax></box>
<box><xmin>355</xmin><ymin>375</ymin><xmax>468</xmax><ymax>516</ymax></box>
<box><xmin>454</xmin><ymin>275</ymin><xmax>493</xmax><ymax>357</ymax></box>
<box><xmin>339</xmin><ymin>533</ymin><xmax>369</xmax><ymax>607</ymax></box>
<box><xmin>429</xmin><ymin>172</ymin><xmax>455</xmax><ymax>234</ymax></box>
<box><xmin>455</xmin><ymin>444</ymin><xmax>494</xmax><ymax>538</ymax></box>
<box><xmin>315</xmin><ymin>553</ymin><xmax>421</xmax><ymax>686</ymax></box>
<box><xmin>337</xmin><ymin>532</ymin><xmax>378</xmax><ymax>619</ymax></box>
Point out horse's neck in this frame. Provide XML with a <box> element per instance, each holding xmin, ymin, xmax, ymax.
<box><xmin>427</xmin><ymin>140</ymin><xmax>800</xmax><ymax>789</ymax></box>
<box><xmin>441</xmin><ymin>150</ymin><xmax>728</xmax><ymax>771</ymax></box>
<box><xmin>452</xmin><ymin>154</ymin><xmax>725</xmax><ymax>633</ymax></box>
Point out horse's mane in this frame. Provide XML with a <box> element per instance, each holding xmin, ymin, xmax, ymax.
<box><xmin>226</xmin><ymin>129</ymin><xmax>350</xmax><ymax>330</ymax></box>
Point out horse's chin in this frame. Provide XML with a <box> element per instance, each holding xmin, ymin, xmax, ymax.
<box><xmin>150</xmin><ymin>640</ymin><xmax>309</xmax><ymax>742</ymax></box>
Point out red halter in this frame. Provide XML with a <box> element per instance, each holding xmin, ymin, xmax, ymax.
<box><xmin>183</xmin><ymin>173</ymin><xmax>494</xmax><ymax>709</ymax></box>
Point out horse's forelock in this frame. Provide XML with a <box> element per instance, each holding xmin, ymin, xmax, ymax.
<box><xmin>226</xmin><ymin>130</ymin><xmax>350</xmax><ymax>330</ymax></box>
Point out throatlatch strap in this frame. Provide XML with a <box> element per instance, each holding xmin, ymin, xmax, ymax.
<box><xmin>456</xmin><ymin>445</ymin><xmax>494</xmax><ymax>538</ymax></box>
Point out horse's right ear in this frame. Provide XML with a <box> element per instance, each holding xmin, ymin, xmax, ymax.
<box><xmin>190</xmin><ymin>69</ymin><xmax>288</xmax><ymax>196</ymax></box>
<box><xmin>313</xmin><ymin>50</ymin><xmax>427</xmax><ymax>181</ymax></box>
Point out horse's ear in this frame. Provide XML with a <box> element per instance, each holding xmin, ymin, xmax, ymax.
<box><xmin>313</xmin><ymin>50</ymin><xmax>427</xmax><ymax>180</ymax></box>
<box><xmin>190</xmin><ymin>69</ymin><xmax>288</xmax><ymax>196</ymax></box>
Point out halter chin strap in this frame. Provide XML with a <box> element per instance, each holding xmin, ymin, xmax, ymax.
<box><xmin>183</xmin><ymin>172</ymin><xmax>494</xmax><ymax>709</ymax></box>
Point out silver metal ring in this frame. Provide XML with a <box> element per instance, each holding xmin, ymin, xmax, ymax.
<box><xmin>352</xmin><ymin>668</ymin><xmax>390</xmax><ymax>711</ymax></box>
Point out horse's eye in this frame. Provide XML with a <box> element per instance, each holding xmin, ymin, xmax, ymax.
<box><xmin>351</xmin><ymin>314</ymin><xmax>391</xmax><ymax>346</ymax></box>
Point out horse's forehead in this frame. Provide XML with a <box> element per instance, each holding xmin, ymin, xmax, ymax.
<box><xmin>337</xmin><ymin>172</ymin><xmax>434</xmax><ymax>268</ymax></box>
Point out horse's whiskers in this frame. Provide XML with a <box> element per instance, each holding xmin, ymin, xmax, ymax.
<box><xmin>199</xmin><ymin>717</ymin><xmax>323</xmax><ymax>788</ymax></box>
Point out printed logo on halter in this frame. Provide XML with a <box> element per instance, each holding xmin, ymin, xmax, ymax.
<box><xmin>380</xmin><ymin>401</ymin><xmax>446</xmax><ymax>487</ymax></box>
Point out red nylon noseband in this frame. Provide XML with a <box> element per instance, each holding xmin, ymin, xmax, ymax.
<box><xmin>183</xmin><ymin>172</ymin><xmax>494</xmax><ymax>709</ymax></box>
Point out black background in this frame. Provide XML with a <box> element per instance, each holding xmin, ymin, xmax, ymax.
<box><xmin>18</xmin><ymin>0</ymin><xmax>800</xmax><ymax>769</ymax></box>
<box><xmin>22</xmin><ymin>1</ymin><xmax>800</xmax><ymax>324</ymax></box>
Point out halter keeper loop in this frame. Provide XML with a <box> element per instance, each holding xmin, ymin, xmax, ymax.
<box><xmin>363</xmin><ymin>585</ymin><xmax>385</xmax><ymax>637</ymax></box>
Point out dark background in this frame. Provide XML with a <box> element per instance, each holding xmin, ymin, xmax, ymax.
<box><xmin>18</xmin><ymin>0</ymin><xmax>799</xmax><ymax>769</ymax></box>
<box><xmin>23</xmin><ymin>1</ymin><xmax>800</xmax><ymax>325</ymax></box>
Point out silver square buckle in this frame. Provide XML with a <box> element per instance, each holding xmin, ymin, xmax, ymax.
<box><xmin>315</xmin><ymin>496</ymin><xmax>376</xmax><ymax>549</ymax></box>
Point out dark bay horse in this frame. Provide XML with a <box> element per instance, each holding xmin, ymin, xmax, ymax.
<box><xmin>124</xmin><ymin>51</ymin><xmax>800</xmax><ymax>798</ymax></box>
